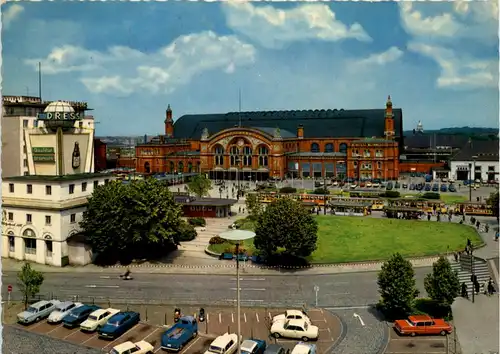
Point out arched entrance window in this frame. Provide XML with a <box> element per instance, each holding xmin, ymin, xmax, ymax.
<box><xmin>44</xmin><ymin>235</ymin><xmax>53</xmax><ymax>258</ymax></box>
<box><xmin>243</xmin><ymin>146</ymin><xmax>252</xmax><ymax>166</ymax></box>
<box><xmin>169</xmin><ymin>161</ymin><xmax>174</xmax><ymax>173</ymax></box>
<box><xmin>311</xmin><ymin>143</ymin><xmax>320</xmax><ymax>152</ymax></box>
<box><xmin>7</xmin><ymin>231</ymin><xmax>15</xmax><ymax>252</ymax></box>
<box><xmin>188</xmin><ymin>162</ymin><xmax>193</xmax><ymax>173</ymax></box>
<box><xmin>325</xmin><ymin>143</ymin><xmax>334</xmax><ymax>153</ymax></box>
<box><xmin>258</xmin><ymin>145</ymin><xmax>269</xmax><ymax>167</ymax></box>
<box><xmin>339</xmin><ymin>143</ymin><xmax>347</xmax><ymax>154</ymax></box>
<box><xmin>214</xmin><ymin>145</ymin><xmax>224</xmax><ymax>166</ymax></box>
<box><xmin>23</xmin><ymin>228</ymin><xmax>36</xmax><ymax>255</ymax></box>
<box><xmin>144</xmin><ymin>162</ymin><xmax>151</xmax><ymax>174</ymax></box>
<box><xmin>178</xmin><ymin>161</ymin><xmax>184</xmax><ymax>173</ymax></box>
<box><xmin>230</xmin><ymin>146</ymin><xmax>239</xmax><ymax>166</ymax></box>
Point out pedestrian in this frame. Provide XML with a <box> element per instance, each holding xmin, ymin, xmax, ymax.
<box><xmin>454</xmin><ymin>252</ymin><xmax>459</xmax><ymax>263</ymax></box>
<box><xmin>467</xmin><ymin>238</ymin><xmax>472</xmax><ymax>247</ymax></box>
<box><xmin>238</xmin><ymin>206</ymin><xmax>241</xmax><ymax>213</ymax></box>
<box><xmin>485</xmin><ymin>224</ymin><xmax>489</xmax><ymax>233</ymax></box>
<box><xmin>461</xmin><ymin>282</ymin><xmax>468</xmax><ymax>298</ymax></box>
<box><xmin>495</xmin><ymin>231</ymin><xmax>499</xmax><ymax>242</ymax></box>
<box><xmin>483</xmin><ymin>280</ymin><xmax>489</xmax><ymax>295</ymax></box>
<box><xmin>474</xmin><ymin>280</ymin><xmax>480</xmax><ymax>295</ymax></box>
<box><xmin>427</xmin><ymin>213</ymin><xmax>431</xmax><ymax>221</ymax></box>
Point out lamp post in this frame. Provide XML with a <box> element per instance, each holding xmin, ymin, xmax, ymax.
<box><xmin>219</xmin><ymin>230</ymin><xmax>256</xmax><ymax>354</ymax></box>
<box><xmin>468</xmin><ymin>162</ymin><xmax>472</xmax><ymax>201</ymax></box>
<box><xmin>470</xmin><ymin>244</ymin><xmax>475</xmax><ymax>303</ymax></box>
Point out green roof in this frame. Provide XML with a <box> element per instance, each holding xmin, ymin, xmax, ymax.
<box><xmin>173</xmin><ymin>108</ymin><xmax>403</xmax><ymax>141</ymax></box>
<box><xmin>4</xmin><ymin>172</ymin><xmax>113</xmax><ymax>182</ymax></box>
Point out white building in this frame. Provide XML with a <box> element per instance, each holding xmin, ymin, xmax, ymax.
<box><xmin>1</xmin><ymin>96</ymin><xmax>96</xmax><ymax>178</ymax></box>
<box><xmin>450</xmin><ymin>140</ymin><xmax>499</xmax><ymax>182</ymax></box>
<box><xmin>1</xmin><ymin>173</ymin><xmax>114</xmax><ymax>266</ymax></box>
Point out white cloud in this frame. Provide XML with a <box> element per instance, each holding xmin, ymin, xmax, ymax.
<box><xmin>354</xmin><ymin>47</ymin><xmax>404</xmax><ymax>66</ymax></box>
<box><xmin>399</xmin><ymin>3</ymin><xmax>461</xmax><ymax>38</ymax></box>
<box><xmin>222</xmin><ymin>2</ymin><xmax>371</xmax><ymax>49</ymax></box>
<box><xmin>25</xmin><ymin>31</ymin><xmax>256</xmax><ymax>96</ymax></box>
<box><xmin>2</xmin><ymin>4</ymin><xmax>24</xmax><ymax>29</ymax></box>
<box><xmin>408</xmin><ymin>42</ymin><xmax>497</xmax><ymax>89</ymax></box>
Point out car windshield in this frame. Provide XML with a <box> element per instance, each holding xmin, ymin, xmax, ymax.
<box><xmin>407</xmin><ymin>320</ymin><xmax>416</xmax><ymax>326</ymax></box>
<box><xmin>26</xmin><ymin>307</ymin><xmax>37</xmax><ymax>313</ymax></box>
<box><xmin>71</xmin><ymin>313</ymin><xmax>80</xmax><ymax>318</ymax></box>
<box><xmin>208</xmin><ymin>345</ymin><xmax>223</xmax><ymax>353</ymax></box>
<box><xmin>107</xmin><ymin>321</ymin><xmax>120</xmax><ymax>326</ymax></box>
<box><xmin>88</xmin><ymin>315</ymin><xmax>98</xmax><ymax>321</ymax></box>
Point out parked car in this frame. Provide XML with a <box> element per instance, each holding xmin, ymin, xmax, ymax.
<box><xmin>109</xmin><ymin>340</ymin><xmax>154</xmax><ymax>354</ymax></box>
<box><xmin>409</xmin><ymin>183</ymin><xmax>415</xmax><ymax>190</ymax></box>
<box><xmin>416</xmin><ymin>183</ymin><xmax>423</xmax><ymax>191</ymax></box>
<box><xmin>402</xmin><ymin>183</ymin><xmax>408</xmax><ymax>189</ymax></box>
<box><xmin>394</xmin><ymin>314</ymin><xmax>452</xmax><ymax>336</ymax></box>
<box><xmin>386</xmin><ymin>182</ymin><xmax>393</xmax><ymax>191</ymax></box>
<box><xmin>80</xmin><ymin>308</ymin><xmax>120</xmax><ymax>332</ymax></box>
<box><xmin>365</xmin><ymin>182</ymin><xmax>372</xmax><ymax>188</ymax></box>
<box><xmin>291</xmin><ymin>342</ymin><xmax>317</xmax><ymax>354</ymax></box>
<box><xmin>270</xmin><ymin>319</ymin><xmax>319</xmax><ymax>341</ymax></box>
<box><xmin>17</xmin><ymin>300</ymin><xmax>61</xmax><ymax>325</ymax></box>
<box><xmin>394</xmin><ymin>182</ymin><xmax>401</xmax><ymax>189</ymax></box>
<box><xmin>264</xmin><ymin>344</ymin><xmax>290</xmax><ymax>354</ymax></box>
<box><xmin>440</xmin><ymin>184</ymin><xmax>447</xmax><ymax>192</ymax></box>
<box><xmin>240</xmin><ymin>339</ymin><xmax>267</xmax><ymax>354</ymax></box>
<box><xmin>161</xmin><ymin>316</ymin><xmax>198</xmax><ymax>351</ymax></box>
<box><xmin>98</xmin><ymin>311</ymin><xmax>140</xmax><ymax>340</ymax></box>
<box><xmin>350</xmin><ymin>184</ymin><xmax>357</xmax><ymax>190</ymax></box>
<box><xmin>424</xmin><ymin>184</ymin><xmax>431</xmax><ymax>191</ymax></box>
<box><xmin>62</xmin><ymin>305</ymin><xmax>101</xmax><ymax>328</ymax></box>
<box><xmin>432</xmin><ymin>184</ymin><xmax>439</xmax><ymax>192</ymax></box>
<box><xmin>47</xmin><ymin>301</ymin><xmax>83</xmax><ymax>324</ymax></box>
<box><xmin>449</xmin><ymin>184</ymin><xmax>456</xmax><ymax>192</ymax></box>
<box><xmin>204</xmin><ymin>333</ymin><xmax>238</xmax><ymax>354</ymax></box>
<box><xmin>272</xmin><ymin>310</ymin><xmax>311</xmax><ymax>325</ymax></box>
<box><xmin>372</xmin><ymin>183</ymin><xmax>380</xmax><ymax>188</ymax></box>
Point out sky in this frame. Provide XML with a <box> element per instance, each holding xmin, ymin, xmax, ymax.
<box><xmin>2</xmin><ymin>1</ymin><xmax>499</xmax><ymax>136</ymax></box>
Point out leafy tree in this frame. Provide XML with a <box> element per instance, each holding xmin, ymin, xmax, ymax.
<box><xmin>245</xmin><ymin>193</ymin><xmax>263</xmax><ymax>218</ymax></box>
<box><xmin>487</xmin><ymin>191</ymin><xmax>499</xmax><ymax>221</ymax></box>
<box><xmin>17</xmin><ymin>263</ymin><xmax>44</xmax><ymax>309</ymax></box>
<box><xmin>424</xmin><ymin>256</ymin><xmax>460</xmax><ymax>306</ymax></box>
<box><xmin>254</xmin><ymin>198</ymin><xmax>318</xmax><ymax>258</ymax></box>
<box><xmin>187</xmin><ymin>174</ymin><xmax>212</xmax><ymax>197</ymax></box>
<box><xmin>177</xmin><ymin>220</ymin><xmax>197</xmax><ymax>242</ymax></box>
<box><xmin>377</xmin><ymin>253</ymin><xmax>418</xmax><ymax>320</ymax></box>
<box><xmin>80</xmin><ymin>179</ymin><xmax>184</xmax><ymax>264</ymax></box>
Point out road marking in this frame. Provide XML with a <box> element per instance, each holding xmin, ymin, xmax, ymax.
<box><xmin>243</xmin><ymin>313</ymin><xmax>247</xmax><ymax>323</ymax></box>
<box><xmin>353</xmin><ymin>313</ymin><xmax>365</xmax><ymax>326</ymax></box>
<box><xmin>223</xmin><ymin>299</ymin><xmax>264</xmax><ymax>302</ymax></box>
<box><xmin>230</xmin><ymin>278</ymin><xmax>266</xmax><ymax>281</ymax></box>
<box><xmin>324</xmin><ymin>305</ymin><xmax>370</xmax><ymax>310</ymax></box>
<box><xmin>141</xmin><ymin>327</ymin><xmax>161</xmax><ymax>341</ymax></box>
<box><xmin>207</xmin><ymin>313</ymin><xmax>209</xmax><ymax>322</ymax></box>
<box><xmin>268</xmin><ymin>312</ymin><xmax>272</xmax><ymax>321</ymax></box>
<box><xmin>63</xmin><ymin>328</ymin><xmax>80</xmax><ymax>339</ymax></box>
<box><xmin>84</xmin><ymin>285</ymin><xmax>119</xmax><ymax>288</ymax></box>
<box><xmin>231</xmin><ymin>313</ymin><xmax>234</xmax><ymax>323</ymax></box>
<box><xmin>82</xmin><ymin>333</ymin><xmax>98</xmax><ymax>344</ymax></box>
<box><xmin>219</xmin><ymin>313</ymin><xmax>222</xmax><ymax>323</ymax></box>
<box><xmin>325</xmin><ymin>292</ymin><xmax>350</xmax><ymax>296</ymax></box>
<box><xmin>229</xmin><ymin>288</ymin><xmax>266</xmax><ymax>291</ymax></box>
<box><xmin>181</xmin><ymin>336</ymin><xmax>200</xmax><ymax>353</ymax></box>
<box><xmin>255</xmin><ymin>313</ymin><xmax>259</xmax><ymax>322</ymax></box>
<box><xmin>390</xmin><ymin>338</ymin><xmax>446</xmax><ymax>341</ymax></box>
<box><xmin>99</xmin><ymin>276</ymin><xmax>111</xmax><ymax>279</ymax></box>
<box><xmin>46</xmin><ymin>324</ymin><xmax>64</xmax><ymax>334</ymax></box>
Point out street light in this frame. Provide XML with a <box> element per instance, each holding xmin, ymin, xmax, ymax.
<box><xmin>469</xmin><ymin>156</ymin><xmax>478</xmax><ymax>201</ymax></box>
<box><xmin>219</xmin><ymin>229</ymin><xmax>256</xmax><ymax>354</ymax></box>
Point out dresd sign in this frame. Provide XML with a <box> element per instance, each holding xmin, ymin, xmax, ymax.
<box><xmin>37</xmin><ymin>112</ymin><xmax>82</xmax><ymax>120</ymax></box>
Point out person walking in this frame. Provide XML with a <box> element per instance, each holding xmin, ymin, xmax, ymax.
<box><xmin>474</xmin><ymin>279</ymin><xmax>480</xmax><ymax>295</ymax></box>
<box><xmin>487</xmin><ymin>278</ymin><xmax>495</xmax><ymax>296</ymax></box>
<box><xmin>454</xmin><ymin>252</ymin><xmax>459</xmax><ymax>263</ymax></box>
<box><xmin>483</xmin><ymin>279</ymin><xmax>489</xmax><ymax>295</ymax></box>
<box><xmin>461</xmin><ymin>282</ymin><xmax>468</xmax><ymax>298</ymax></box>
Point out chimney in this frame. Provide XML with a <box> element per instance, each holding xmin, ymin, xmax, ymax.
<box><xmin>297</xmin><ymin>125</ymin><xmax>304</xmax><ymax>139</ymax></box>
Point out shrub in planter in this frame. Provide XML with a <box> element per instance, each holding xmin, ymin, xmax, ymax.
<box><xmin>280</xmin><ymin>186</ymin><xmax>297</xmax><ymax>194</ymax></box>
<box><xmin>312</xmin><ymin>188</ymin><xmax>329</xmax><ymax>195</ymax></box>
<box><xmin>422</xmin><ymin>192</ymin><xmax>440</xmax><ymax>200</ymax></box>
<box><xmin>209</xmin><ymin>236</ymin><xmax>226</xmax><ymax>245</ymax></box>
<box><xmin>188</xmin><ymin>217</ymin><xmax>206</xmax><ymax>227</ymax></box>
<box><xmin>382</xmin><ymin>191</ymin><xmax>400</xmax><ymax>198</ymax></box>
<box><xmin>177</xmin><ymin>221</ymin><xmax>197</xmax><ymax>242</ymax></box>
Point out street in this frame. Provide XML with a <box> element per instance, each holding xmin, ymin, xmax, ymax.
<box><xmin>2</xmin><ymin>269</ymin><xmax>431</xmax><ymax>308</ymax></box>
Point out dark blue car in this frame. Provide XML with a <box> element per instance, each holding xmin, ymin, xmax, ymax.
<box><xmin>98</xmin><ymin>311</ymin><xmax>140</xmax><ymax>340</ymax></box>
<box><xmin>424</xmin><ymin>184</ymin><xmax>431</xmax><ymax>191</ymax></box>
<box><xmin>62</xmin><ymin>305</ymin><xmax>100</xmax><ymax>328</ymax></box>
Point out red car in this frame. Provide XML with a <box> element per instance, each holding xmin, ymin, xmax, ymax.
<box><xmin>394</xmin><ymin>314</ymin><xmax>452</xmax><ymax>337</ymax></box>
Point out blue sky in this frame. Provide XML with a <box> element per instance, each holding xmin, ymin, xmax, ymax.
<box><xmin>2</xmin><ymin>1</ymin><xmax>499</xmax><ymax>135</ymax></box>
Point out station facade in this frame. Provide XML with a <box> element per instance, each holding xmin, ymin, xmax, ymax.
<box><xmin>136</xmin><ymin>97</ymin><xmax>402</xmax><ymax>180</ymax></box>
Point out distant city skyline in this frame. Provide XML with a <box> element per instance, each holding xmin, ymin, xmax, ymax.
<box><xmin>3</xmin><ymin>1</ymin><xmax>498</xmax><ymax>135</ymax></box>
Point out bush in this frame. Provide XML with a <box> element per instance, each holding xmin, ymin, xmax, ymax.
<box><xmin>223</xmin><ymin>246</ymin><xmax>250</xmax><ymax>255</ymax></box>
<box><xmin>280</xmin><ymin>186</ymin><xmax>297</xmax><ymax>194</ymax></box>
<box><xmin>422</xmin><ymin>192</ymin><xmax>440</xmax><ymax>200</ymax></box>
<box><xmin>382</xmin><ymin>191</ymin><xmax>400</xmax><ymax>198</ymax></box>
<box><xmin>188</xmin><ymin>217</ymin><xmax>206</xmax><ymax>227</ymax></box>
<box><xmin>412</xmin><ymin>298</ymin><xmax>452</xmax><ymax>320</ymax></box>
<box><xmin>177</xmin><ymin>221</ymin><xmax>197</xmax><ymax>242</ymax></box>
<box><xmin>312</xmin><ymin>188</ymin><xmax>329</xmax><ymax>195</ymax></box>
<box><xmin>209</xmin><ymin>236</ymin><xmax>226</xmax><ymax>245</ymax></box>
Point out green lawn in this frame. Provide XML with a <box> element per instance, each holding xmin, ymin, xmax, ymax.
<box><xmin>400</xmin><ymin>193</ymin><xmax>467</xmax><ymax>205</ymax></box>
<box><xmin>208</xmin><ymin>216</ymin><xmax>482</xmax><ymax>263</ymax></box>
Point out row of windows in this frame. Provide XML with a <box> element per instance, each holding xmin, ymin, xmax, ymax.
<box><xmin>213</xmin><ymin>146</ymin><xmax>269</xmax><ymax>155</ymax></box>
<box><xmin>352</xmin><ymin>149</ymin><xmax>384</xmax><ymax>157</ymax></box>
<box><xmin>310</xmin><ymin>143</ymin><xmax>347</xmax><ymax>153</ymax></box>
<box><xmin>8</xmin><ymin>179</ymin><xmax>109</xmax><ymax>195</ymax></box>
<box><xmin>7</xmin><ymin>235</ymin><xmax>53</xmax><ymax>258</ymax></box>
<box><xmin>214</xmin><ymin>156</ymin><xmax>269</xmax><ymax>167</ymax></box>
<box><xmin>189</xmin><ymin>206</ymin><xmax>213</xmax><ymax>211</ymax></box>
<box><xmin>6</xmin><ymin>212</ymin><xmax>78</xmax><ymax>225</ymax></box>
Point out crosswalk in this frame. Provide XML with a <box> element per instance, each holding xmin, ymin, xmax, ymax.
<box><xmin>451</xmin><ymin>254</ymin><xmax>491</xmax><ymax>291</ymax></box>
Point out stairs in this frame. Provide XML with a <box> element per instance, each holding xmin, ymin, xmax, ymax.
<box><xmin>451</xmin><ymin>254</ymin><xmax>491</xmax><ymax>290</ymax></box>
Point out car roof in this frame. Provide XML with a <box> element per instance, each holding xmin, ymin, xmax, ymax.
<box><xmin>212</xmin><ymin>333</ymin><xmax>235</xmax><ymax>347</ymax></box>
<box><xmin>113</xmin><ymin>341</ymin><xmax>135</xmax><ymax>351</ymax></box>
<box><xmin>408</xmin><ymin>315</ymin><xmax>432</xmax><ymax>322</ymax></box>
<box><xmin>285</xmin><ymin>310</ymin><xmax>304</xmax><ymax>316</ymax></box>
<box><xmin>292</xmin><ymin>343</ymin><xmax>314</xmax><ymax>354</ymax></box>
<box><xmin>31</xmin><ymin>300</ymin><xmax>55</xmax><ymax>308</ymax></box>
<box><xmin>241</xmin><ymin>340</ymin><xmax>257</xmax><ymax>350</ymax></box>
<box><xmin>57</xmin><ymin>301</ymin><xmax>74</xmax><ymax>308</ymax></box>
<box><xmin>110</xmin><ymin>312</ymin><xmax>128</xmax><ymax>321</ymax></box>
<box><xmin>74</xmin><ymin>305</ymin><xmax>95</xmax><ymax>313</ymax></box>
<box><xmin>287</xmin><ymin>319</ymin><xmax>306</xmax><ymax>326</ymax></box>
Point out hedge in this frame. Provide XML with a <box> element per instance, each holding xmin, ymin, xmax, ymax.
<box><xmin>188</xmin><ymin>217</ymin><xmax>206</xmax><ymax>227</ymax></box>
<box><xmin>280</xmin><ymin>186</ymin><xmax>297</xmax><ymax>194</ymax></box>
<box><xmin>422</xmin><ymin>192</ymin><xmax>440</xmax><ymax>200</ymax></box>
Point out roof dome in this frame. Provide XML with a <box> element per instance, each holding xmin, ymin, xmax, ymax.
<box><xmin>44</xmin><ymin>101</ymin><xmax>75</xmax><ymax>114</ymax></box>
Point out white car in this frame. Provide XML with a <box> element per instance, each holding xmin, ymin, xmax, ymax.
<box><xmin>47</xmin><ymin>301</ymin><xmax>83</xmax><ymax>324</ymax></box>
<box><xmin>332</xmin><ymin>181</ymin><xmax>339</xmax><ymax>187</ymax></box>
<box><xmin>372</xmin><ymin>183</ymin><xmax>380</xmax><ymax>188</ymax></box>
<box><xmin>272</xmin><ymin>310</ymin><xmax>311</xmax><ymax>325</ymax></box>
<box><xmin>80</xmin><ymin>308</ymin><xmax>120</xmax><ymax>332</ymax></box>
<box><xmin>271</xmin><ymin>319</ymin><xmax>319</xmax><ymax>341</ymax></box>
<box><xmin>109</xmin><ymin>340</ymin><xmax>154</xmax><ymax>354</ymax></box>
<box><xmin>366</xmin><ymin>182</ymin><xmax>372</xmax><ymax>188</ymax></box>
<box><xmin>204</xmin><ymin>333</ymin><xmax>238</xmax><ymax>354</ymax></box>
<box><xmin>291</xmin><ymin>342</ymin><xmax>317</xmax><ymax>354</ymax></box>
<box><xmin>350</xmin><ymin>184</ymin><xmax>358</xmax><ymax>190</ymax></box>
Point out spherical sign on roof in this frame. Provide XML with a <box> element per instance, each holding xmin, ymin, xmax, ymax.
<box><xmin>40</xmin><ymin>101</ymin><xmax>81</xmax><ymax>131</ymax></box>
<box><xmin>44</xmin><ymin>101</ymin><xmax>75</xmax><ymax>114</ymax></box>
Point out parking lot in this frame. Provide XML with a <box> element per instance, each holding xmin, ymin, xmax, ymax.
<box><xmin>385</xmin><ymin>327</ymin><xmax>452</xmax><ymax>354</ymax></box>
<box><xmin>12</xmin><ymin>307</ymin><xmax>342</xmax><ymax>353</ymax></box>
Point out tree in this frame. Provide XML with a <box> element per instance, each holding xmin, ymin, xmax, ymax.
<box><xmin>245</xmin><ymin>193</ymin><xmax>263</xmax><ymax>218</ymax></box>
<box><xmin>80</xmin><ymin>179</ymin><xmax>184</xmax><ymax>264</ymax></box>
<box><xmin>487</xmin><ymin>191</ymin><xmax>499</xmax><ymax>221</ymax></box>
<box><xmin>424</xmin><ymin>256</ymin><xmax>460</xmax><ymax>306</ymax></box>
<box><xmin>187</xmin><ymin>174</ymin><xmax>212</xmax><ymax>197</ymax></box>
<box><xmin>377</xmin><ymin>253</ymin><xmax>418</xmax><ymax>319</ymax></box>
<box><xmin>17</xmin><ymin>263</ymin><xmax>44</xmax><ymax>309</ymax></box>
<box><xmin>254</xmin><ymin>198</ymin><xmax>318</xmax><ymax>258</ymax></box>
